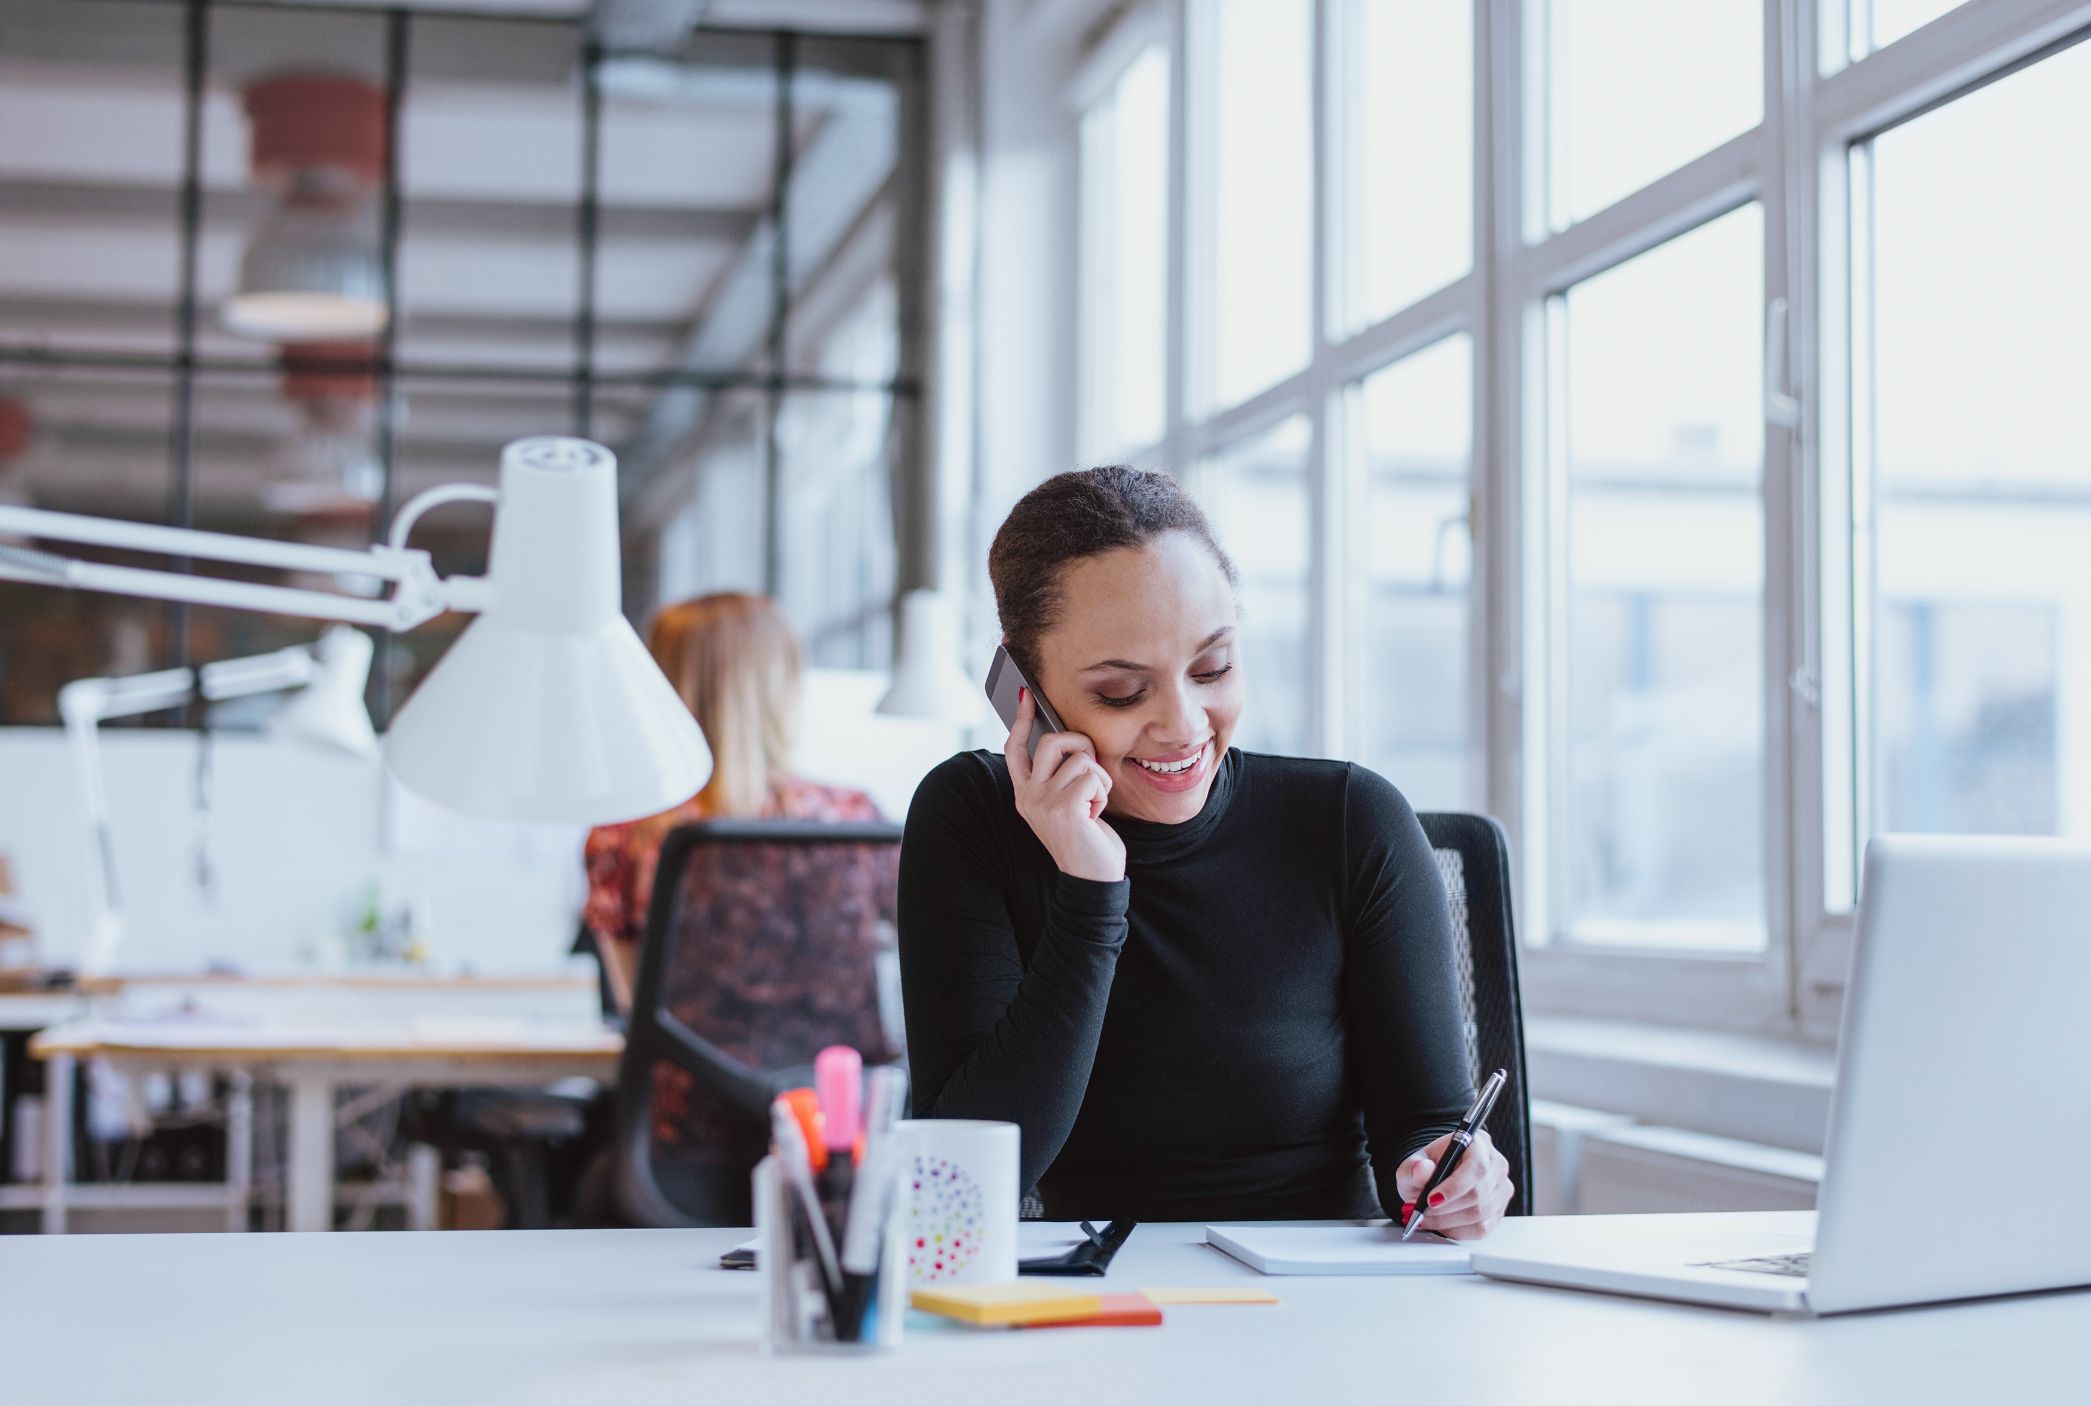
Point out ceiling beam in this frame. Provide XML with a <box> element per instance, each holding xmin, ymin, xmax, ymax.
<box><xmin>0</xmin><ymin>177</ymin><xmax>762</xmax><ymax>245</ymax></box>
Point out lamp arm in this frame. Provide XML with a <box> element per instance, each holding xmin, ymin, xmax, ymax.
<box><xmin>0</xmin><ymin>504</ymin><xmax>416</xmax><ymax>579</ymax></box>
<box><xmin>389</xmin><ymin>483</ymin><xmax>499</xmax><ymax>553</ymax></box>
<box><xmin>0</xmin><ymin>500</ymin><xmax>484</xmax><ymax>632</ymax></box>
<box><xmin>56</xmin><ymin>641</ymin><xmax>333</xmax><ymax>977</ymax></box>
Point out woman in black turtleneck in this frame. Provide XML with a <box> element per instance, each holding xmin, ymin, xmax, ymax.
<box><xmin>897</xmin><ymin>466</ymin><xmax>1514</xmax><ymax>1233</ymax></box>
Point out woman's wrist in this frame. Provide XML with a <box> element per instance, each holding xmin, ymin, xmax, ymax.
<box><xmin>1054</xmin><ymin>854</ymin><xmax>1126</xmax><ymax>884</ymax></box>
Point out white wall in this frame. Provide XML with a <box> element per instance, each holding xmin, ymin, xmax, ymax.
<box><xmin>0</xmin><ymin>669</ymin><xmax>974</xmax><ymax>974</ymax></box>
<box><xmin>0</xmin><ymin>728</ymin><xmax>584</xmax><ymax>974</ymax></box>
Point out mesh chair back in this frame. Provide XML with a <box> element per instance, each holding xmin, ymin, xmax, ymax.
<box><xmin>1419</xmin><ymin>811</ymin><xmax>1533</xmax><ymax>1217</ymax></box>
<box><xmin>616</xmin><ymin>819</ymin><xmax>903</xmax><ymax>1226</ymax></box>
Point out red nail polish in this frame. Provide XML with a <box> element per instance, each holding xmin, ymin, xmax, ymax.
<box><xmin>1429</xmin><ymin>1192</ymin><xmax>1446</xmax><ymax>1207</ymax></box>
<box><xmin>1401</xmin><ymin>1202</ymin><xmax>1416</xmax><ymax>1223</ymax></box>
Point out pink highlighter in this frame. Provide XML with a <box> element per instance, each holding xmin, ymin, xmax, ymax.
<box><xmin>813</xmin><ymin>1046</ymin><xmax>863</xmax><ymax>1240</ymax></box>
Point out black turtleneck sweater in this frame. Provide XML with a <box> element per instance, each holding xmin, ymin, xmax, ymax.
<box><xmin>896</xmin><ymin>747</ymin><xmax>1473</xmax><ymax>1223</ymax></box>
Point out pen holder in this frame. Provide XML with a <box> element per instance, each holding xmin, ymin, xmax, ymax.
<box><xmin>754</xmin><ymin>1155</ymin><xmax>908</xmax><ymax>1353</ymax></box>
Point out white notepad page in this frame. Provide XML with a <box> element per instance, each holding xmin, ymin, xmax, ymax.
<box><xmin>1204</xmin><ymin>1224</ymin><xmax>1473</xmax><ymax>1275</ymax></box>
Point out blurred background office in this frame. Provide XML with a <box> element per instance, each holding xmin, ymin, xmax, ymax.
<box><xmin>1</xmin><ymin>0</ymin><xmax>2086</xmax><ymax>1229</ymax></box>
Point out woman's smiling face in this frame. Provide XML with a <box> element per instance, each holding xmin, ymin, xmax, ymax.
<box><xmin>1030</xmin><ymin>531</ymin><xmax>1244</xmax><ymax>825</ymax></box>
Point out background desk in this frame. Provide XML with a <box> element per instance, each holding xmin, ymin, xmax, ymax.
<box><xmin>0</xmin><ymin>990</ymin><xmax>85</xmax><ymax>1197</ymax></box>
<box><xmin>0</xmin><ymin>1216</ymin><xmax>2083</xmax><ymax>1404</ymax></box>
<box><xmin>29</xmin><ymin>1018</ymin><xmax>621</xmax><ymax>1232</ymax></box>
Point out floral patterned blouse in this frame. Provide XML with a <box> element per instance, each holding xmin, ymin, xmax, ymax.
<box><xmin>582</xmin><ymin>777</ymin><xmax>882</xmax><ymax>963</ymax></box>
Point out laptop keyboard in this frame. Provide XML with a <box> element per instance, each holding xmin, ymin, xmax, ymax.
<box><xmin>1695</xmin><ymin>1251</ymin><xmax>1813</xmax><ymax>1278</ymax></box>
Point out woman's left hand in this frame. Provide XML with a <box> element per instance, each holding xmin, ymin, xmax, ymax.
<box><xmin>1393</xmin><ymin>1129</ymin><xmax>1513</xmax><ymax>1241</ymax></box>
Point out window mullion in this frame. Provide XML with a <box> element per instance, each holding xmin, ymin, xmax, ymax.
<box><xmin>1765</xmin><ymin>0</ymin><xmax>1811</xmax><ymax>1025</ymax></box>
<box><xmin>1486</xmin><ymin>0</ymin><xmax>1541</xmax><ymax>942</ymax></box>
<box><xmin>1470</xmin><ymin>0</ymin><xmax>1502</xmax><ymax>835</ymax></box>
<box><xmin>1162</xmin><ymin>0</ymin><xmax>1191</xmax><ymax>475</ymax></box>
<box><xmin>1309</xmin><ymin>0</ymin><xmax>1340</xmax><ymax>756</ymax></box>
<box><xmin>1514</xmin><ymin>131</ymin><xmax>1761</xmax><ymax>302</ymax></box>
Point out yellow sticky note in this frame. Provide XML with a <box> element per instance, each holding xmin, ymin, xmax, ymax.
<box><xmin>910</xmin><ymin>1283</ymin><xmax>1106</xmax><ymax>1327</ymax></box>
<box><xmin>1139</xmin><ymin>1287</ymin><xmax>1282</xmax><ymax>1305</ymax></box>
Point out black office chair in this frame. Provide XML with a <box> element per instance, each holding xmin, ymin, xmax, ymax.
<box><xmin>1418</xmin><ymin>811</ymin><xmax>1533</xmax><ymax>1217</ymax></box>
<box><xmin>614</xmin><ymin>819</ymin><xmax>903</xmax><ymax>1228</ymax></box>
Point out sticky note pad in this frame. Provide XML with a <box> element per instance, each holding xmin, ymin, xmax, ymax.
<box><xmin>1139</xmin><ymin>1287</ymin><xmax>1282</xmax><ymax>1305</ymax></box>
<box><xmin>1028</xmin><ymin>1293</ymin><xmax>1163</xmax><ymax>1328</ymax></box>
<box><xmin>910</xmin><ymin>1283</ymin><xmax>1106</xmax><ymax>1327</ymax></box>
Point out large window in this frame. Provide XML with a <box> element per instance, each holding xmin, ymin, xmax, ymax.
<box><xmin>1844</xmin><ymin>33</ymin><xmax>2091</xmax><ymax>864</ymax></box>
<box><xmin>1551</xmin><ymin>207</ymin><xmax>1766</xmax><ymax>950</ymax></box>
<box><xmin>1068</xmin><ymin>1</ymin><xmax>2091</xmax><ymax>1031</ymax></box>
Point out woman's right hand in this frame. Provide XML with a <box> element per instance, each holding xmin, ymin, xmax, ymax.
<box><xmin>1005</xmin><ymin>686</ymin><xmax>1126</xmax><ymax>883</ymax></box>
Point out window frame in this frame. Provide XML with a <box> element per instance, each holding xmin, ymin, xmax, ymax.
<box><xmin>1059</xmin><ymin>0</ymin><xmax>2091</xmax><ymax>1035</ymax></box>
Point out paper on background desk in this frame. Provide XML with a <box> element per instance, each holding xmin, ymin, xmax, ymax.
<box><xmin>1205</xmin><ymin>1224</ymin><xmax>1472</xmax><ymax>1275</ymax></box>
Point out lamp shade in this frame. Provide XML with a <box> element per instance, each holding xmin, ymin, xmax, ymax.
<box><xmin>876</xmin><ymin>588</ymin><xmax>990</xmax><ymax>723</ymax></box>
<box><xmin>270</xmin><ymin>624</ymin><xmax>379</xmax><ymax>758</ymax></box>
<box><xmin>384</xmin><ymin>437</ymin><xmax>711</xmax><ymax>824</ymax></box>
<box><xmin>222</xmin><ymin>178</ymin><xmax>388</xmax><ymax>342</ymax></box>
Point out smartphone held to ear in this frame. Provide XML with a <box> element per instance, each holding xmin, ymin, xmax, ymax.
<box><xmin>985</xmin><ymin>646</ymin><xmax>1067</xmax><ymax>757</ymax></box>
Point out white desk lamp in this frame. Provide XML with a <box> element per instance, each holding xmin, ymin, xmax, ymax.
<box><xmin>59</xmin><ymin>625</ymin><xmax>380</xmax><ymax>975</ymax></box>
<box><xmin>876</xmin><ymin>588</ymin><xmax>989</xmax><ymax>723</ymax></box>
<box><xmin>1</xmin><ymin>436</ymin><xmax>712</xmax><ymax>830</ymax></box>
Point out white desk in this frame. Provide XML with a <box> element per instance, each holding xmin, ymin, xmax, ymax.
<box><xmin>0</xmin><ymin>991</ymin><xmax>87</xmax><ymax>1204</ymax></box>
<box><xmin>2</xmin><ymin>974</ymin><xmax>603</xmax><ymax>1223</ymax></box>
<box><xmin>0</xmin><ymin>1216</ymin><xmax>2083</xmax><ymax>1404</ymax></box>
<box><xmin>30</xmin><ymin>1018</ymin><xmax>621</xmax><ymax>1233</ymax></box>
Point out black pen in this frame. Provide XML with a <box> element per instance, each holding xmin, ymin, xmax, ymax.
<box><xmin>1401</xmin><ymin>1068</ymin><xmax>1507</xmax><ymax>1242</ymax></box>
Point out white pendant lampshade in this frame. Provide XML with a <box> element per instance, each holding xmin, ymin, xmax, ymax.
<box><xmin>221</xmin><ymin>178</ymin><xmax>389</xmax><ymax>342</ymax></box>
<box><xmin>270</xmin><ymin>624</ymin><xmax>379</xmax><ymax>758</ymax></box>
<box><xmin>876</xmin><ymin>588</ymin><xmax>989</xmax><ymax>723</ymax></box>
<box><xmin>384</xmin><ymin>437</ymin><xmax>711</xmax><ymax>824</ymax></box>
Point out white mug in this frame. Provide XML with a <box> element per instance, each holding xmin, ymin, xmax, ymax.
<box><xmin>894</xmin><ymin>1119</ymin><xmax>1019</xmax><ymax>1286</ymax></box>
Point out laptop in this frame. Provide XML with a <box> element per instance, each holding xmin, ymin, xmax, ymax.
<box><xmin>1468</xmin><ymin>835</ymin><xmax>2091</xmax><ymax>1315</ymax></box>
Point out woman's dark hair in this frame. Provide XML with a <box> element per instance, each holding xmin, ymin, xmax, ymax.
<box><xmin>988</xmin><ymin>465</ymin><xmax>1239</xmax><ymax>681</ymax></box>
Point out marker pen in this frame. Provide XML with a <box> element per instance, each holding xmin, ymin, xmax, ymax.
<box><xmin>813</xmin><ymin>1046</ymin><xmax>862</xmax><ymax>1244</ymax></box>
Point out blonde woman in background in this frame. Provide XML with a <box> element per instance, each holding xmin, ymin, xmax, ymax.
<box><xmin>582</xmin><ymin>592</ymin><xmax>880</xmax><ymax>1011</ymax></box>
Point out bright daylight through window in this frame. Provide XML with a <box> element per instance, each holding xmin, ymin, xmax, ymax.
<box><xmin>1552</xmin><ymin>206</ymin><xmax>1766</xmax><ymax>952</ymax></box>
<box><xmin>1198</xmin><ymin>0</ymin><xmax>1311</xmax><ymax>411</ymax></box>
<box><xmin>1071</xmin><ymin>0</ymin><xmax>2091</xmax><ymax>1026</ymax></box>
<box><xmin>1351</xmin><ymin>336</ymin><xmax>1474</xmax><ymax>811</ymax></box>
<box><xmin>1338</xmin><ymin>0</ymin><xmax>1471</xmax><ymax>330</ymax></box>
<box><xmin>1545</xmin><ymin>0</ymin><xmax>1760</xmax><ymax>227</ymax></box>
<box><xmin>1079</xmin><ymin>43</ymin><xmax>1169</xmax><ymax>459</ymax></box>
<box><xmin>1847</xmin><ymin>36</ymin><xmax>2091</xmax><ymax>873</ymax></box>
<box><xmin>1193</xmin><ymin>415</ymin><xmax>1313</xmax><ymax>754</ymax></box>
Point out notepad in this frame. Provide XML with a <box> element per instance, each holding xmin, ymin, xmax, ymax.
<box><xmin>1204</xmin><ymin>1224</ymin><xmax>1472</xmax><ymax>1276</ymax></box>
<box><xmin>909</xmin><ymin>1283</ymin><xmax>1111</xmax><ymax>1327</ymax></box>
